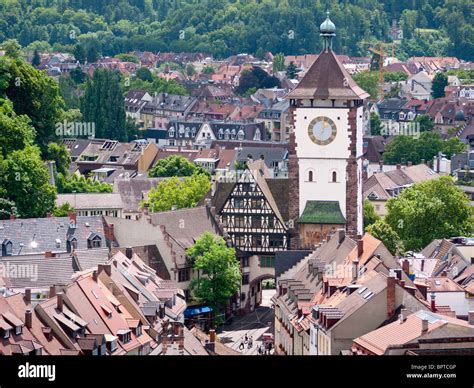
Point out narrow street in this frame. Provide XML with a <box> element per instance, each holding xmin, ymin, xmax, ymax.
<box><xmin>219</xmin><ymin>289</ymin><xmax>276</xmax><ymax>355</ymax></box>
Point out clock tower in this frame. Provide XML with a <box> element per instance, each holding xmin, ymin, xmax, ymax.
<box><xmin>287</xmin><ymin>13</ymin><xmax>369</xmax><ymax>249</ymax></box>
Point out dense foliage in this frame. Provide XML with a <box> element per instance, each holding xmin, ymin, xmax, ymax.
<box><xmin>383</xmin><ymin>132</ymin><xmax>466</xmax><ymax>164</ymax></box>
<box><xmin>385</xmin><ymin>177</ymin><xmax>473</xmax><ymax>251</ymax></box>
<box><xmin>142</xmin><ymin>174</ymin><xmax>211</xmax><ymax>212</ymax></box>
<box><xmin>148</xmin><ymin>156</ymin><xmax>209</xmax><ymax>178</ymax></box>
<box><xmin>187</xmin><ymin>232</ymin><xmax>241</xmax><ymax>326</ymax></box>
<box><xmin>1</xmin><ymin>1</ymin><xmax>472</xmax><ymax>60</ymax></box>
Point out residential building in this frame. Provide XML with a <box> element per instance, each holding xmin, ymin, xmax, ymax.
<box><xmin>363</xmin><ymin>163</ymin><xmax>440</xmax><ymax>216</ymax></box>
<box><xmin>353</xmin><ymin>310</ymin><xmax>474</xmax><ymax>355</ymax></box>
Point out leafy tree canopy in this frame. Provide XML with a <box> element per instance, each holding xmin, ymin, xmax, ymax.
<box><xmin>385</xmin><ymin>176</ymin><xmax>473</xmax><ymax>251</ymax></box>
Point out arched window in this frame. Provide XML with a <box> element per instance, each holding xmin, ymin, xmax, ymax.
<box><xmin>224</xmin><ymin>129</ymin><xmax>230</xmax><ymax>140</ymax></box>
<box><xmin>237</xmin><ymin>130</ymin><xmax>245</xmax><ymax>140</ymax></box>
<box><xmin>308</xmin><ymin>170</ymin><xmax>313</xmax><ymax>182</ymax></box>
<box><xmin>332</xmin><ymin>171</ymin><xmax>337</xmax><ymax>182</ymax></box>
<box><xmin>218</xmin><ymin>128</ymin><xmax>224</xmax><ymax>139</ymax></box>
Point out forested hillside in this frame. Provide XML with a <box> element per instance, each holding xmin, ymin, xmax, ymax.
<box><xmin>0</xmin><ymin>0</ymin><xmax>472</xmax><ymax>60</ymax></box>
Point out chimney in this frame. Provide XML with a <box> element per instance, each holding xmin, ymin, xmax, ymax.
<box><xmin>159</xmin><ymin>304</ymin><xmax>165</xmax><ymax>319</ymax></box>
<box><xmin>68</xmin><ymin>211</ymin><xmax>77</xmax><ymax>227</ymax></box>
<box><xmin>337</xmin><ymin>229</ymin><xmax>345</xmax><ymax>244</ymax></box>
<box><xmin>387</xmin><ymin>276</ymin><xmax>396</xmax><ymax>318</ymax></box>
<box><xmin>399</xmin><ymin>308</ymin><xmax>408</xmax><ymax>323</ymax></box>
<box><xmin>125</xmin><ymin>247</ymin><xmax>133</xmax><ymax>260</ymax></box>
<box><xmin>48</xmin><ymin>161</ymin><xmax>56</xmax><ymax>186</ymax></box>
<box><xmin>46</xmin><ymin>212</ymin><xmax>53</xmax><ymax>218</ymax></box>
<box><xmin>44</xmin><ymin>251</ymin><xmax>54</xmax><ymax>259</ymax></box>
<box><xmin>407</xmin><ymin>161</ymin><xmax>413</xmax><ymax>167</ymax></box>
<box><xmin>104</xmin><ymin>223</ymin><xmax>115</xmax><ymax>241</ymax></box>
<box><xmin>379</xmin><ymin>160</ymin><xmax>383</xmax><ymax>172</ymax></box>
<box><xmin>49</xmin><ymin>286</ymin><xmax>56</xmax><ymax>298</ymax></box>
<box><xmin>421</xmin><ymin>159</ymin><xmax>425</xmax><ymax>165</ymax></box>
<box><xmin>24</xmin><ymin>288</ymin><xmax>31</xmax><ymax>304</ymax></box>
<box><xmin>421</xmin><ymin>318</ymin><xmax>429</xmax><ymax>333</ymax></box>
<box><xmin>92</xmin><ymin>270</ymin><xmax>98</xmax><ymax>282</ymax></box>
<box><xmin>430</xmin><ymin>292</ymin><xmax>436</xmax><ymax>312</ymax></box>
<box><xmin>402</xmin><ymin>259</ymin><xmax>410</xmax><ymax>275</ymax></box>
<box><xmin>357</xmin><ymin>238</ymin><xmax>364</xmax><ymax>258</ymax></box>
<box><xmin>57</xmin><ymin>292</ymin><xmax>64</xmax><ymax>312</ymax></box>
<box><xmin>437</xmin><ymin>151</ymin><xmax>441</xmax><ymax>172</ymax></box>
<box><xmin>421</xmin><ymin>259</ymin><xmax>425</xmax><ymax>272</ymax></box>
<box><xmin>396</xmin><ymin>164</ymin><xmax>401</xmax><ymax>170</ymax></box>
<box><xmin>25</xmin><ymin>309</ymin><xmax>32</xmax><ymax>329</ymax></box>
<box><xmin>468</xmin><ymin>311</ymin><xmax>474</xmax><ymax>325</ymax></box>
<box><xmin>352</xmin><ymin>260</ymin><xmax>359</xmax><ymax>282</ymax></box>
<box><xmin>98</xmin><ymin>264</ymin><xmax>112</xmax><ymax>276</ymax></box>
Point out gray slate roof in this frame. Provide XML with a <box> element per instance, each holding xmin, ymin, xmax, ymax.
<box><xmin>0</xmin><ymin>216</ymin><xmax>106</xmax><ymax>256</ymax></box>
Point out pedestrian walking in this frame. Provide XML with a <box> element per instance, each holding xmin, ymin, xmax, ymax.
<box><xmin>239</xmin><ymin>340</ymin><xmax>245</xmax><ymax>350</ymax></box>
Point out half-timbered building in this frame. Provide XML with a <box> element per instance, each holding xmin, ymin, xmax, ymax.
<box><xmin>213</xmin><ymin>159</ymin><xmax>289</xmax><ymax>312</ymax></box>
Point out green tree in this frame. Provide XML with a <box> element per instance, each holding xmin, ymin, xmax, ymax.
<box><xmin>57</xmin><ymin>174</ymin><xmax>113</xmax><ymax>194</ymax></box>
<box><xmin>1</xmin><ymin>39</ymin><xmax>22</xmax><ymax>59</ymax></box>
<box><xmin>52</xmin><ymin>202</ymin><xmax>75</xmax><ymax>217</ymax></box>
<box><xmin>31</xmin><ymin>49</ymin><xmax>41</xmax><ymax>67</ymax></box>
<box><xmin>363</xmin><ymin>199</ymin><xmax>380</xmax><ymax>230</ymax></box>
<box><xmin>442</xmin><ymin>138</ymin><xmax>467</xmax><ymax>160</ymax></box>
<box><xmin>116</xmin><ymin>53</ymin><xmax>140</xmax><ymax>63</ymax></box>
<box><xmin>272</xmin><ymin>52</ymin><xmax>285</xmax><ymax>73</ymax></box>
<box><xmin>86</xmin><ymin>45</ymin><xmax>99</xmax><ymax>63</ymax></box>
<box><xmin>370</xmin><ymin>113</ymin><xmax>382</xmax><ymax>136</ymax></box>
<box><xmin>353</xmin><ymin>71</ymin><xmax>379</xmax><ymax>100</ymax></box>
<box><xmin>46</xmin><ymin>142</ymin><xmax>70</xmax><ymax>177</ymax></box>
<box><xmin>148</xmin><ymin>156</ymin><xmax>207</xmax><ymax>177</ymax></box>
<box><xmin>286</xmin><ymin>61</ymin><xmax>297</xmax><ymax>80</ymax></box>
<box><xmin>415</xmin><ymin>114</ymin><xmax>434</xmax><ymax>132</ymax></box>
<box><xmin>0</xmin><ymin>100</ymin><xmax>35</xmax><ymax>158</ymax></box>
<box><xmin>385</xmin><ymin>177</ymin><xmax>473</xmax><ymax>251</ymax></box>
<box><xmin>185</xmin><ymin>63</ymin><xmax>196</xmax><ymax>77</ymax></box>
<box><xmin>202</xmin><ymin>66</ymin><xmax>215</xmax><ymax>75</ymax></box>
<box><xmin>432</xmin><ymin>72</ymin><xmax>448</xmax><ymax>99</ymax></box>
<box><xmin>0</xmin><ymin>197</ymin><xmax>17</xmax><ymax>220</ymax></box>
<box><xmin>73</xmin><ymin>44</ymin><xmax>86</xmax><ymax>64</ymax></box>
<box><xmin>81</xmin><ymin>69</ymin><xmax>127</xmax><ymax>140</ymax></box>
<box><xmin>136</xmin><ymin>67</ymin><xmax>153</xmax><ymax>82</ymax></box>
<box><xmin>237</xmin><ymin>67</ymin><xmax>280</xmax><ymax>95</ymax></box>
<box><xmin>142</xmin><ymin>174</ymin><xmax>211</xmax><ymax>212</ymax></box>
<box><xmin>366</xmin><ymin>220</ymin><xmax>403</xmax><ymax>255</ymax></box>
<box><xmin>383</xmin><ymin>132</ymin><xmax>443</xmax><ymax>165</ymax></box>
<box><xmin>0</xmin><ymin>146</ymin><xmax>56</xmax><ymax>218</ymax></box>
<box><xmin>1</xmin><ymin>56</ymin><xmax>64</xmax><ymax>150</ymax></box>
<box><xmin>187</xmin><ymin>232</ymin><xmax>241</xmax><ymax>326</ymax></box>
<box><xmin>70</xmin><ymin>67</ymin><xmax>87</xmax><ymax>84</ymax></box>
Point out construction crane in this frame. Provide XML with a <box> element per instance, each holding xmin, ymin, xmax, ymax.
<box><xmin>368</xmin><ymin>46</ymin><xmax>385</xmax><ymax>100</ymax></box>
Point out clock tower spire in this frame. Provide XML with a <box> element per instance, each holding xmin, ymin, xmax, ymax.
<box><xmin>287</xmin><ymin>15</ymin><xmax>369</xmax><ymax>249</ymax></box>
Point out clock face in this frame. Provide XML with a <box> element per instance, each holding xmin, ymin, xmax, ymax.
<box><xmin>308</xmin><ymin>116</ymin><xmax>337</xmax><ymax>145</ymax></box>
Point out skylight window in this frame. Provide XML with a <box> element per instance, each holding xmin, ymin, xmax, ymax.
<box><xmin>358</xmin><ymin>287</ymin><xmax>368</xmax><ymax>294</ymax></box>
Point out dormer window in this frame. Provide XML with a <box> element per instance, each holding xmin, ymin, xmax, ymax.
<box><xmin>254</xmin><ymin>128</ymin><xmax>261</xmax><ymax>141</ymax></box>
<box><xmin>218</xmin><ymin>129</ymin><xmax>223</xmax><ymax>139</ymax></box>
<box><xmin>2</xmin><ymin>239</ymin><xmax>13</xmax><ymax>256</ymax></box>
<box><xmin>117</xmin><ymin>330</ymin><xmax>132</xmax><ymax>344</ymax></box>
<box><xmin>237</xmin><ymin>130</ymin><xmax>245</xmax><ymax>140</ymax></box>
<box><xmin>87</xmin><ymin>234</ymin><xmax>102</xmax><ymax>249</ymax></box>
<box><xmin>67</xmin><ymin>237</ymin><xmax>77</xmax><ymax>253</ymax></box>
<box><xmin>169</xmin><ymin>129</ymin><xmax>175</xmax><ymax>138</ymax></box>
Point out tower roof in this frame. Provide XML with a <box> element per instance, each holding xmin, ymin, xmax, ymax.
<box><xmin>288</xmin><ymin>49</ymin><xmax>370</xmax><ymax>100</ymax></box>
<box><xmin>320</xmin><ymin>12</ymin><xmax>336</xmax><ymax>34</ymax></box>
